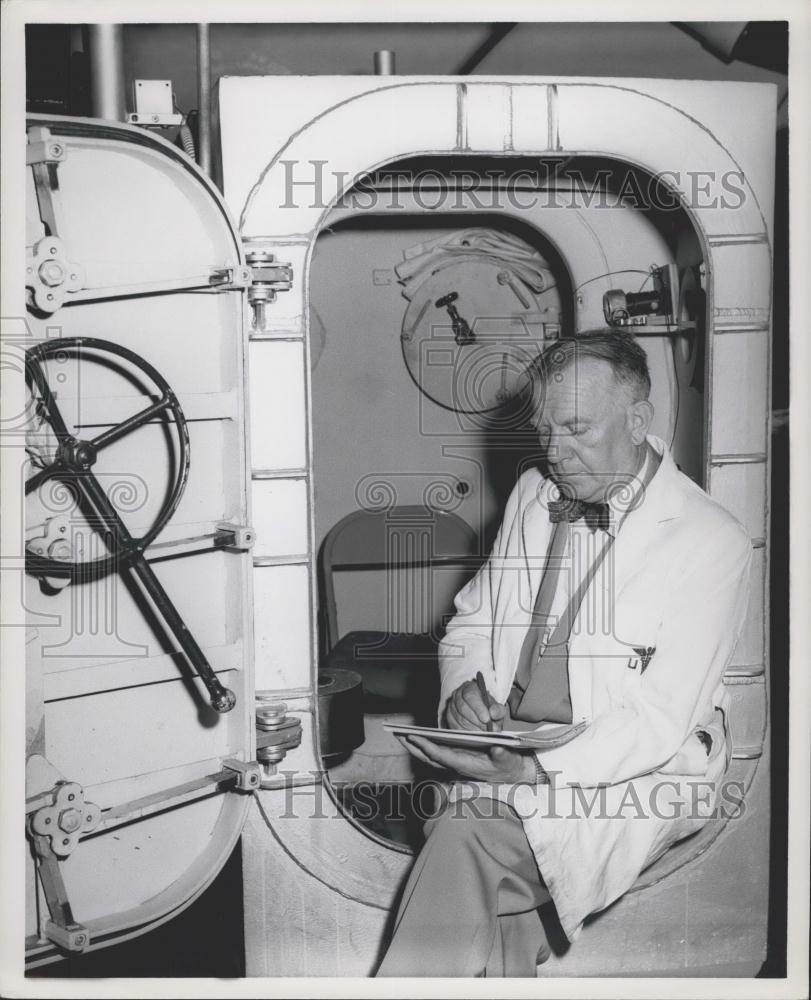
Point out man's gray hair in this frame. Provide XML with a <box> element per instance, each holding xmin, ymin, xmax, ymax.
<box><xmin>531</xmin><ymin>329</ymin><xmax>652</xmax><ymax>402</ymax></box>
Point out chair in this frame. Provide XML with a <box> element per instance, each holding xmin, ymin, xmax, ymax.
<box><xmin>318</xmin><ymin>505</ymin><xmax>480</xmax><ymax>723</ymax></box>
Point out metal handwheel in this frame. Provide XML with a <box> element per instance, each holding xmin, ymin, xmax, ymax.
<box><xmin>25</xmin><ymin>337</ymin><xmax>236</xmax><ymax>714</ymax></box>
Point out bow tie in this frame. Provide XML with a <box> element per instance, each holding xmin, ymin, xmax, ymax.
<box><xmin>548</xmin><ymin>498</ymin><xmax>612</xmax><ymax>533</ymax></box>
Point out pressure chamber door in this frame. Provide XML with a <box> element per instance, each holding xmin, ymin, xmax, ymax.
<box><xmin>22</xmin><ymin>115</ymin><xmax>259</xmax><ymax>967</ymax></box>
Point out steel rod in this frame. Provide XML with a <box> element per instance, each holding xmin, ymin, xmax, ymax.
<box><xmin>91</xmin><ymin>396</ymin><xmax>171</xmax><ymax>450</ymax></box>
<box><xmin>76</xmin><ymin>470</ymin><xmax>236</xmax><ymax>712</ymax></box>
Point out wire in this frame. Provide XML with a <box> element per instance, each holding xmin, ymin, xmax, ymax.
<box><xmin>573</xmin><ymin>269</ymin><xmax>651</xmax><ymax>293</ymax></box>
<box><xmin>171</xmin><ymin>92</ymin><xmax>188</xmax><ymax>119</ymax></box>
<box><xmin>636</xmin><ymin>267</ymin><xmax>659</xmax><ymax>293</ymax></box>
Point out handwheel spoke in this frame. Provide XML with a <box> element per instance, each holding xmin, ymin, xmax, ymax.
<box><xmin>72</xmin><ymin>467</ymin><xmax>138</xmax><ymax>554</ymax></box>
<box><xmin>25</xmin><ymin>463</ymin><xmax>59</xmax><ymax>497</ymax></box>
<box><xmin>25</xmin><ymin>354</ymin><xmax>72</xmax><ymax>441</ymax></box>
<box><xmin>91</xmin><ymin>396</ymin><xmax>172</xmax><ymax>452</ymax></box>
<box><xmin>72</xmin><ymin>469</ymin><xmax>235</xmax><ymax>713</ymax></box>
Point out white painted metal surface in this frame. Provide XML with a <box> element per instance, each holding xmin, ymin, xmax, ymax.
<box><xmin>23</xmin><ymin>116</ymin><xmax>255</xmax><ymax>965</ymax></box>
<box><xmin>219</xmin><ymin>76</ymin><xmax>774</xmax><ymax>975</ymax></box>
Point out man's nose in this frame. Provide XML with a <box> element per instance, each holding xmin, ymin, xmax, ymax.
<box><xmin>543</xmin><ymin>434</ymin><xmax>572</xmax><ymax>463</ymax></box>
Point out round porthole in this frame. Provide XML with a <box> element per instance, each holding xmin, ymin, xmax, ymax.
<box><xmin>399</xmin><ymin>234</ymin><xmax>562</xmax><ymax>414</ymax></box>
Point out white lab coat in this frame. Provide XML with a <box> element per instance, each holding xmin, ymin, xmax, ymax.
<box><xmin>437</xmin><ymin>435</ymin><xmax>752</xmax><ymax>941</ymax></box>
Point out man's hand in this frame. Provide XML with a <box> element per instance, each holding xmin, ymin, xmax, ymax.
<box><xmin>444</xmin><ymin>678</ymin><xmax>508</xmax><ymax>732</ymax></box>
<box><xmin>401</xmin><ymin>735</ymin><xmax>536</xmax><ymax>784</ymax></box>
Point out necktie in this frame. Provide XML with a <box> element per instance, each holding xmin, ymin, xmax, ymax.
<box><xmin>507</xmin><ymin>518</ymin><xmax>576</xmax><ymax>725</ymax></box>
<box><xmin>508</xmin><ymin>517</ymin><xmax>617</xmax><ymax>724</ymax></box>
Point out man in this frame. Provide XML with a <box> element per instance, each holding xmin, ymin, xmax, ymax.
<box><xmin>377</xmin><ymin>329</ymin><xmax>752</xmax><ymax>977</ymax></box>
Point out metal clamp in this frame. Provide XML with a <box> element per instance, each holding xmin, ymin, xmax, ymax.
<box><xmin>221</xmin><ymin>758</ymin><xmax>263</xmax><ymax>791</ymax></box>
<box><xmin>216</xmin><ymin>523</ymin><xmax>256</xmax><ymax>552</ymax></box>
<box><xmin>208</xmin><ymin>264</ymin><xmax>253</xmax><ymax>288</ymax></box>
<box><xmin>28</xmin><ymin>781</ymin><xmax>101</xmax><ymax>858</ymax></box>
<box><xmin>28</xmin><ymin>781</ymin><xmax>99</xmax><ymax>953</ymax></box>
<box><xmin>26</xmin><ymin>126</ymin><xmax>67</xmax><ymax>166</ymax></box>
<box><xmin>31</xmin><ymin>832</ymin><xmax>91</xmax><ymax>953</ymax></box>
<box><xmin>27</xmin><ymin>125</ymin><xmax>70</xmax><ymax>250</ymax></box>
<box><xmin>26</xmin><ymin>515</ymin><xmax>74</xmax><ymax>592</ymax></box>
<box><xmin>25</xmin><ymin>236</ymin><xmax>84</xmax><ymax>314</ymax></box>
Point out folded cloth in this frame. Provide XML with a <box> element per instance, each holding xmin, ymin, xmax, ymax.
<box><xmin>396</xmin><ymin>228</ymin><xmax>553</xmax><ymax>298</ymax></box>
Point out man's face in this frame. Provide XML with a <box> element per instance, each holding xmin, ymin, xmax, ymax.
<box><xmin>534</xmin><ymin>357</ymin><xmax>647</xmax><ymax>503</ymax></box>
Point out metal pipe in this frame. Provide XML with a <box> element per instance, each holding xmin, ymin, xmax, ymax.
<box><xmin>88</xmin><ymin>24</ymin><xmax>126</xmax><ymax>121</ymax></box>
<box><xmin>196</xmin><ymin>23</ymin><xmax>212</xmax><ymax>175</ymax></box>
<box><xmin>374</xmin><ymin>49</ymin><xmax>395</xmax><ymax>75</ymax></box>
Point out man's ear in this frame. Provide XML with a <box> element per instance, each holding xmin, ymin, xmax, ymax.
<box><xmin>627</xmin><ymin>398</ymin><xmax>654</xmax><ymax>445</ymax></box>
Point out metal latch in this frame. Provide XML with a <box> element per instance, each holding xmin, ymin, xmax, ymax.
<box><xmin>28</xmin><ymin>781</ymin><xmax>102</xmax><ymax>857</ymax></box>
<box><xmin>221</xmin><ymin>758</ymin><xmax>263</xmax><ymax>791</ymax></box>
<box><xmin>28</xmin><ymin>781</ymin><xmax>101</xmax><ymax>953</ymax></box>
<box><xmin>25</xmin><ymin>236</ymin><xmax>84</xmax><ymax>315</ymax></box>
<box><xmin>26</xmin><ymin>127</ymin><xmax>67</xmax><ymax>166</ymax></box>
<box><xmin>209</xmin><ymin>264</ymin><xmax>253</xmax><ymax>288</ymax></box>
<box><xmin>27</xmin><ymin>126</ymin><xmax>70</xmax><ymax>252</ymax></box>
<box><xmin>215</xmin><ymin>523</ymin><xmax>256</xmax><ymax>552</ymax></box>
<box><xmin>244</xmin><ymin>249</ymin><xmax>293</xmax><ymax>334</ymax></box>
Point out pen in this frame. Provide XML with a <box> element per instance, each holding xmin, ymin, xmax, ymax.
<box><xmin>475</xmin><ymin>671</ymin><xmax>494</xmax><ymax>732</ymax></box>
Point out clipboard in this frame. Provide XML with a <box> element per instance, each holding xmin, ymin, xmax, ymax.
<box><xmin>383</xmin><ymin>720</ymin><xmax>588</xmax><ymax>751</ymax></box>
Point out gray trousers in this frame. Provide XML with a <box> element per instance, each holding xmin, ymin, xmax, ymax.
<box><xmin>376</xmin><ymin>795</ymin><xmax>551</xmax><ymax>977</ymax></box>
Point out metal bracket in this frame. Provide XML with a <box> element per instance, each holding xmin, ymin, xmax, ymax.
<box><xmin>26</xmin><ymin>515</ymin><xmax>74</xmax><ymax>593</ymax></box>
<box><xmin>31</xmin><ymin>832</ymin><xmax>91</xmax><ymax>952</ymax></box>
<box><xmin>26</xmin><ymin>126</ymin><xmax>67</xmax><ymax>166</ymax></box>
<box><xmin>28</xmin><ymin>781</ymin><xmax>102</xmax><ymax>858</ymax></box>
<box><xmin>208</xmin><ymin>264</ymin><xmax>253</xmax><ymax>289</ymax></box>
<box><xmin>27</xmin><ymin>126</ymin><xmax>69</xmax><ymax>245</ymax></box>
<box><xmin>25</xmin><ymin>236</ymin><xmax>84</xmax><ymax>314</ymax></box>
<box><xmin>43</xmin><ymin>919</ymin><xmax>91</xmax><ymax>953</ymax></box>
<box><xmin>28</xmin><ymin>781</ymin><xmax>98</xmax><ymax>954</ymax></box>
<box><xmin>221</xmin><ymin>758</ymin><xmax>262</xmax><ymax>791</ymax></box>
<box><xmin>215</xmin><ymin>522</ymin><xmax>256</xmax><ymax>551</ymax></box>
<box><xmin>127</xmin><ymin>79</ymin><xmax>183</xmax><ymax>128</ymax></box>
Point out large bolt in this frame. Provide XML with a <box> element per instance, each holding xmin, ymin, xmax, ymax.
<box><xmin>58</xmin><ymin>808</ymin><xmax>83</xmax><ymax>834</ymax></box>
<box><xmin>38</xmin><ymin>259</ymin><xmax>66</xmax><ymax>287</ymax></box>
<box><xmin>48</xmin><ymin>540</ymin><xmax>72</xmax><ymax>561</ymax></box>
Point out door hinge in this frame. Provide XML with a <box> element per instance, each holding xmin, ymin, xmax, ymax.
<box><xmin>244</xmin><ymin>249</ymin><xmax>293</xmax><ymax>334</ymax></box>
<box><xmin>254</xmin><ymin>698</ymin><xmax>303</xmax><ymax>785</ymax></box>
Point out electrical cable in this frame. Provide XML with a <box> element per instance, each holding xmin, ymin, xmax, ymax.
<box><xmin>573</xmin><ymin>269</ymin><xmax>650</xmax><ymax>293</ymax></box>
<box><xmin>179</xmin><ymin>122</ymin><xmax>196</xmax><ymax>161</ymax></box>
<box><xmin>172</xmin><ymin>93</ymin><xmax>197</xmax><ymax>161</ymax></box>
<box><xmin>636</xmin><ymin>267</ymin><xmax>659</xmax><ymax>293</ymax></box>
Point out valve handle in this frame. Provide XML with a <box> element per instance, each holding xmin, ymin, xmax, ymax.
<box><xmin>435</xmin><ymin>290</ymin><xmax>474</xmax><ymax>346</ymax></box>
<box><xmin>25</xmin><ymin>337</ymin><xmax>235</xmax><ymax>714</ymax></box>
<box><xmin>25</xmin><ymin>337</ymin><xmax>190</xmax><ymax>581</ymax></box>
